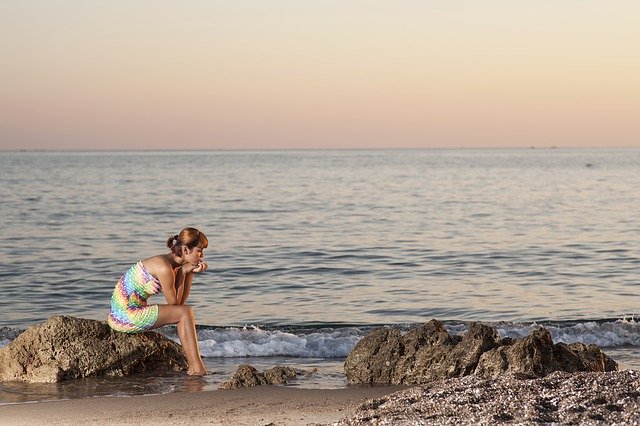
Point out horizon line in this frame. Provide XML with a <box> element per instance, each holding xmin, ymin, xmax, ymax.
<box><xmin>2</xmin><ymin>145</ymin><xmax>639</xmax><ymax>153</ymax></box>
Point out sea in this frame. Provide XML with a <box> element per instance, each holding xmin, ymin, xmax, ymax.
<box><xmin>1</xmin><ymin>148</ymin><xmax>639</xmax><ymax>404</ymax></box>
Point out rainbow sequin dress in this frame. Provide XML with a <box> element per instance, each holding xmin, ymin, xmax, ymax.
<box><xmin>107</xmin><ymin>261</ymin><xmax>162</xmax><ymax>333</ymax></box>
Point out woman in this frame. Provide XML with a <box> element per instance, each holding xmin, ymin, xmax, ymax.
<box><xmin>107</xmin><ymin>227</ymin><xmax>209</xmax><ymax>375</ymax></box>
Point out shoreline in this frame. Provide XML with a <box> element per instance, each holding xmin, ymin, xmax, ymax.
<box><xmin>0</xmin><ymin>385</ymin><xmax>406</xmax><ymax>425</ymax></box>
<box><xmin>4</xmin><ymin>371</ymin><xmax>639</xmax><ymax>425</ymax></box>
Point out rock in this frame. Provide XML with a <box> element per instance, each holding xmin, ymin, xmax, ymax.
<box><xmin>476</xmin><ymin>328</ymin><xmax>618</xmax><ymax>379</ymax></box>
<box><xmin>263</xmin><ymin>366</ymin><xmax>302</xmax><ymax>384</ymax></box>
<box><xmin>0</xmin><ymin>316</ymin><xmax>187</xmax><ymax>383</ymax></box>
<box><xmin>219</xmin><ymin>364</ymin><xmax>315</xmax><ymax>389</ymax></box>
<box><xmin>343</xmin><ymin>328</ymin><xmax>403</xmax><ymax>385</ymax></box>
<box><xmin>338</xmin><ymin>371</ymin><xmax>640</xmax><ymax>425</ymax></box>
<box><xmin>392</xmin><ymin>321</ymin><xmax>500</xmax><ymax>384</ymax></box>
<box><xmin>564</xmin><ymin>342</ymin><xmax>619</xmax><ymax>372</ymax></box>
<box><xmin>345</xmin><ymin>320</ymin><xmax>617</xmax><ymax>385</ymax></box>
<box><xmin>476</xmin><ymin>327</ymin><xmax>557</xmax><ymax>378</ymax></box>
<box><xmin>219</xmin><ymin>365</ymin><xmax>268</xmax><ymax>388</ymax></box>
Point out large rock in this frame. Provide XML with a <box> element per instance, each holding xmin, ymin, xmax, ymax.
<box><xmin>340</xmin><ymin>328</ymin><xmax>403</xmax><ymax>385</ymax></box>
<box><xmin>0</xmin><ymin>316</ymin><xmax>187</xmax><ymax>383</ymax></box>
<box><xmin>345</xmin><ymin>320</ymin><xmax>617</xmax><ymax>385</ymax></box>
<box><xmin>392</xmin><ymin>321</ymin><xmax>500</xmax><ymax>384</ymax></box>
<box><xmin>475</xmin><ymin>327</ymin><xmax>556</xmax><ymax>378</ymax></box>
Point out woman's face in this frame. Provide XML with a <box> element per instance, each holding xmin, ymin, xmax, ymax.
<box><xmin>183</xmin><ymin>246</ymin><xmax>204</xmax><ymax>265</ymax></box>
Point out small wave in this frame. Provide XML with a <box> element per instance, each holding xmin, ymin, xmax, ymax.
<box><xmin>182</xmin><ymin>319</ymin><xmax>640</xmax><ymax>358</ymax></box>
<box><xmin>192</xmin><ymin>325</ymin><xmax>366</xmax><ymax>358</ymax></box>
<box><xmin>0</xmin><ymin>327</ymin><xmax>22</xmax><ymax>348</ymax></box>
<box><xmin>2</xmin><ymin>319</ymin><xmax>638</xmax><ymax>358</ymax></box>
<box><xmin>494</xmin><ymin>318</ymin><xmax>640</xmax><ymax>348</ymax></box>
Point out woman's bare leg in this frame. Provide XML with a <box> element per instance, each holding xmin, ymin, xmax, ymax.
<box><xmin>153</xmin><ymin>304</ymin><xmax>207</xmax><ymax>375</ymax></box>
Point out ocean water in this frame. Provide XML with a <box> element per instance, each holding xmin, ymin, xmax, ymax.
<box><xmin>1</xmin><ymin>149</ymin><xmax>639</xmax><ymax>403</ymax></box>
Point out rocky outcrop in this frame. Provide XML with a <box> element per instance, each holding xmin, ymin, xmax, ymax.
<box><xmin>475</xmin><ymin>328</ymin><xmax>618</xmax><ymax>379</ymax></box>
<box><xmin>0</xmin><ymin>316</ymin><xmax>187</xmax><ymax>383</ymax></box>
<box><xmin>219</xmin><ymin>364</ymin><xmax>316</xmax><ymax>389</ymax></box>
<box><xmin>345</xmin><ymin>319</ymin><xmax>617</xmax><ymax>385</ymax></box>
<box><xmin>342</xmin><ymin>328</ymin><xmax>404</xmax><ymax>385</ymax></box>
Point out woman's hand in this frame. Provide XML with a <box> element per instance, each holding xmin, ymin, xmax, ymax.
<box><xmin>192</xmin><ymin>260</ymin><xmax>208</xmax><ymax>273</ymax></box>
<box><xmin>180</xmin><ymin>263</ymin><xmax>198</xmax><ymax>274</ymax></box>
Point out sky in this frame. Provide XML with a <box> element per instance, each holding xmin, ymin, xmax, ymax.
<box><xmin>1</xmin><ymin>1</ymin><xmax>639</xmax><ymax>150</ymax></box>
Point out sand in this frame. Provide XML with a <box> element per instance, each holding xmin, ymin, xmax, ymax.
<box><xmin>4</xmin><ymin>372</ymin><xmax>639</xmax><ymax>425</ymax></box>
<box><xmin>0</xmin><ymin>385</ymin><xmax>405</xmax><ymax>425</ymax></box>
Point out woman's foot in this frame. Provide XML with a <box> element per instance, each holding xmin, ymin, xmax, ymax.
<box><xmin>187</xmin><ymin>364</ymin><xmax>208</xmax><ymax>375</ymax></box>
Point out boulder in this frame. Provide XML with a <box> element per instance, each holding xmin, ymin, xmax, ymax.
<box><xmin>345</xmin><ymin>320</ymin><xmax>617</xmax><ymax>385</ymax></box>
<box><xmin>475</xmin><ymin>327</ymin><xmax>557</xmax><ymax>378</ymax></box>
<box><xmin>0</xmin><ymin>316</ymin><xmax>187</xmax><ymax>383</ymax></box>
<box><xmin>219</xmin><ymin>364</ymin><xmax>315</xmax><ymax>389</ymax></box>
<box><xmin>562</xmin><ymin>342</ymin><xmax>619</xmax><ymax>372</ymax></box>
<box><xmin>393</xmin><ymin>321</ymin><xmax>501</xmax><ymax>384</ymax></box>
<box><xmin>342</xmin><ymin>328</ymin><xmax>403</xmax><ymax>385</ymax></box>
<box><xmin>476</xmin><ymin>329</ymin><xmax>620</xmax><ymax>379</ymax></box>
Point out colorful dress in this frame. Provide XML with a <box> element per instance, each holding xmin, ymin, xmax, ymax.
<box><xmin>107</xmin><ymin>261</ymin><xmax>162</xmax><ymax>333</ymax></box>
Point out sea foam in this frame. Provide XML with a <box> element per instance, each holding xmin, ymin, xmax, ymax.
<box><xmin>190</xmin><ymin>320</ymin><xmax>640</xmax><ymax>358</ymax></box>
<box><xmin>495</xmin><ymin>319</ymin><xmax>640</xmax><ymax>348</ymax></box>
<box><xmin>2</xmin><ymin>320</ymin><xmax>638</xmax><ymax>358</ymax></box>
<box><xmin>194</xmin><ymin>326</ymin><xmax>365</xmax><ymax>358</ymax></box>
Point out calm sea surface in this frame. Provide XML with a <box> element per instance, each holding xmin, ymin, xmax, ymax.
<box><xmin>1</xmin><ymin>149</ymin><xmax>639</xmax><ymax>402</ymax></box>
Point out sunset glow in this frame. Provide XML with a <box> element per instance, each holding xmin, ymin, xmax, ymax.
<box><xmin>1</xmin><ymin>1</ymin><xmax>639</xmax><ymax>150</ymax></box>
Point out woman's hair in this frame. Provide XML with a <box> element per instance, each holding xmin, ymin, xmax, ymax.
<box><xmin>167</xmin><ymin>227</ymin><xmax>209</xmax><ymax>256</ymax></box>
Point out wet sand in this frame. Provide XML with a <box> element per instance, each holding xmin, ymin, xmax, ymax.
<box><xmin>0</xmin><ymin>385</ymin><xmax>405</xmax><ymax>425</ymax></box>
<box><xmin>3</xmin><ymin>372</ymin><xmax>640</xmax><ymax>424</ymax></box>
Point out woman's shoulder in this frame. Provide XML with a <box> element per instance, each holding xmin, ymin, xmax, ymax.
<box><xmin>141</xmin><ymin>254</ymin><xmax>173</xmax><ymax>277</ymax></box>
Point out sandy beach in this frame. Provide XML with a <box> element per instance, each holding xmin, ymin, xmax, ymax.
<box><xmin>0</xmin><ymin>385</ymin><xmax>405</xmax><ymax>425</ymax></box>
<box><xmin>4</xmin><ymin>372</ymin><xmax>640</xmax><ymax>425</ymax></box>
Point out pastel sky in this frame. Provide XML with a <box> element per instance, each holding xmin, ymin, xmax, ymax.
<box><xmin>1</xmin><ymin>1</ymin><xmax>639</xmax><ymax>150</ymax></box>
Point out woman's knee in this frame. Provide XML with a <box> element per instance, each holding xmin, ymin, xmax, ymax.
<box><xmin>156</xmin><ymin>304</ymin><xmax>194</xmax><ymax>326</ymax></box>
<box><xmin>180</xmin><ymin>305</ymin><xmax>194</xmax><ymax>320</ymax></box>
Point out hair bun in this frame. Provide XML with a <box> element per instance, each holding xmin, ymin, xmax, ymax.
<box><xmin>166</xmin><ymin>234</ymin><xmax>180</xmax><ymax>248</ymax></box>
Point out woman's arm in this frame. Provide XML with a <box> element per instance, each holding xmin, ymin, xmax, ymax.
<box><xmin>173</xmin><ymin>265</ymin><xmax>197</xmax><ymax>304</ymax></box>
<box><xmin>178</xmin><ymin>272</ymin><xmax>194</xmax><ymax>305</ymax></box>
<box><xmin>157</xmin><ymin>264</ymin><xmax>179</xmax><ymax>305</ymax></box>
<box><xmin>178</xmin><ymin>260</ymin><xmax>207</xmax><ymax>305</ymax></box>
